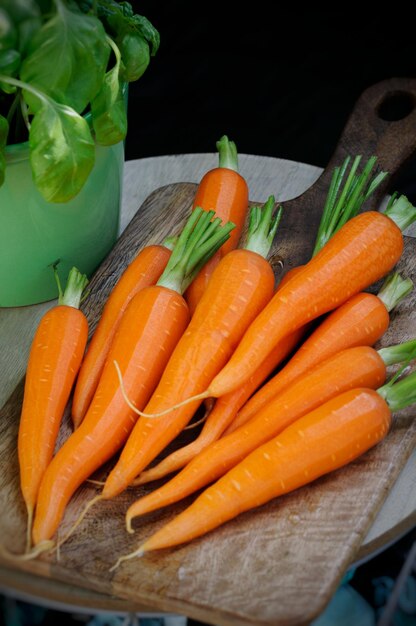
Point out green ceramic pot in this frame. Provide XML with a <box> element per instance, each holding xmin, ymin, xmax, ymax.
<box><xmin>0</xmin><ymin>136</ymin><xmax>123</xmax><ymax>307</ymax></box>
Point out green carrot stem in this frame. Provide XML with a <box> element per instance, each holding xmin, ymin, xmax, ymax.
<box><xmin>162</xmin><ymin>236</ymin><xmax>178</xmax><ymax>250</ymax></box>
<box><xmin>157</xmin><ymin>207</ymin><xmax>235</xmax><ymax>293</ymax></box>
<box><xmin>56</xmin><ymin>267</ymin><xmax>89</xmax><ymax>309</ymax></box>
<box><xmin>312</xmin><ymin>155</ymin><xmax>389</xmax><ymax>256</ymax></box>
<box><xmin>312</xmin><ymin>160</ymin><xmax>348</xmax><ymax>256</ymax></box>
<box><xmin>216</xmin><ymin>135</ymin><xmax>239</xmax><ymax>171</ymax></box>
<box><xmin>324</xmin><ymin>155</ymin><xmax>362</xmax><ymax>240</ymax></box>
<box><xmin>244</xmin><ymin>195</ymin><xmax>282</xmax><ymax>258</ymax></box>
<box><xmin>377</xmin><ymin>272</ymin><xmax>413</xmax><ymax>313</ymax></box>
<box><xmin>378</xmin><ymin>369</ymin><xmax>416</xmax><ymax>411</ymax></box>
<box><xmin>378</xmin><ymin>338</ymin><xmax>416</xmax><ymax>367</ymax></box>
<box><xmin>384</xmin><ymin>194</ymin><xmax>416</xmax><ymax>231</ymax></box>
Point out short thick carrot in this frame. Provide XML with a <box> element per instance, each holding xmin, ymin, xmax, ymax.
<box><xmin>31</xmin><ymin>208</ymin><xmax>234</xmax><ymax>547</ymax></box>
<box><xmin>18</xmin><ymin>268</ymin><xmax>88</xmax><ymax>551</ymax></box>
<box><xmin>101</xmin><ymin>199</ymin><xmax>280</xmax><ymax>500</ymax></box>
<box><xmin>227</xmin><ymin>271</ymin><xmax>412</xmax><ymax>433</ymax></box>
<box><xmin>185</xmin><ymin>136</ymin><xmax>249</xmax><ymax>315</ymax></box>
<box><xmin>72</xmin><ymin>243</ymin><xmax>172</xmax><ymax>427</ymax></box>
<box><xmin>205</xmin><ymin>206</ymin><xmax>409</xmax><ymax>399</ymax></box>
<box><xmin>125</xmin><ymin>345</ymin><xmax>389</xmax><ymax>524</ymax></box>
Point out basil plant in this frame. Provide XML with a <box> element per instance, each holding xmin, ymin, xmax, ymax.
<box><xmin>0</xmin><ymin>0</ymin><xmax>159</xmax><ymax>202</ymax></box>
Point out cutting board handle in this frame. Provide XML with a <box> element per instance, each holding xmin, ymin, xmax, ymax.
<box><xmin>324</xmin><ymin>77</ymin><xmax>416</xmax><ymax>208</ymax></box>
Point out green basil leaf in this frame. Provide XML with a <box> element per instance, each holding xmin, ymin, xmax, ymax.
<box><xmin>129</xmin><ymin>14</ymin><xmax>159</xmax><ymax>56</ymax></box>
<box><xmin>17</xmin><ymin>16</ymin><xmax>43</xmax><ymax>55</ymax></box>
<box><xmin>0</xmin><ymin>9</ymin><xmax>18</xmax><ymax>52</ymax></box>
<box><xmin>0</xmin><ymin>0</ymin><xmax>40</xmax><ymax>25</ymax></box>
<box><xmin>80</xmin><ymin>0</ymin><xmax>160</xmax><ymax>56</ymax></box>
<box><xmin>0</xmin><ymin>49</ymin><xmax>21</xmax><ymax>93</ymax></box>
<box><xmin>21</xmin><ymin>0</ymin><xmax>109</xmax><ymax>113</ymax></box>
<box><xmin>0</xmin><ymin>49</ymin><xmax>21</xmax><ymax>74</ymax></box>
<box><xmin>118</xmin><ymin>32</ymin><xmax>150</xmax><ymax>82</ymax></box>
<box><xmin>29</xmin><ymin>100</ymin><xmax>95</xmax><ymax>202</ymax></box>
<box><xmin>91</xmin><ymin>43</ymin><xmax>127</xmax><ymax>145</ymax></box>
<box><xmin>0</xmin><ymin>114</ymin><xmax>9</xmax><ymax>186</ymax></box>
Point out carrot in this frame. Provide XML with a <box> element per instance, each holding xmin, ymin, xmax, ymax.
<box><xmin>117</xmin><ymin>367</ymin><xmax>416</xmax><ymax>559</ymax></box>
<box><xmin>97</xmin><ymin>197</ymin><xmax>281</xmax><ymax>503</ymax></box>
<box><xmin>226</xmin><ymin>271</ymin><xmax>413</xmax><ymax>433</ymax></box>
<box><xmin>30</xmin><ymin>208</ymin><xmax>234</xmax><ymax>549</ymax></box>
<box><xmin>18</xmin><ymin>267</ymin><xmax>88</xmax><ymax>552</ymax></box>
<box><xmin>185</xmin><ymin>135</ymin><xmax>249</xmax><ymax>315</ymax></box>
<box><xmin>71</xmin><ymin>243</ymin><xmax>172</xmax><ymax>428</ymax></box>
<box><xmin>124</xmin><ymin>340</ymin><xmax>416</xmax><ymax>525</ymax></box>
<box><xmin>197</xmin><ymin>195</ymin><xmax>416</xmax><ymax>400</ymax></box>
<box><xmin>132</xmin><ymin>268</ymin><xmax>307</xmax><ymax>486</ymax></box>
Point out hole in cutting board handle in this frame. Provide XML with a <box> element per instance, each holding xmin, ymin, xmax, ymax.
<box><xmin>377</xmin><ymin>90</ymin><xmax>416</xmax><ymax>121</ymax></box>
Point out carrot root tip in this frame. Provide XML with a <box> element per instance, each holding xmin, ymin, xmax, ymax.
<box><xmin>114</xmin><ymin>360</ymin><xmax>210</xmax><ymax>417</ymax></box>
<box><xmin>109</xmin><ymin>547</ymin><xmax>145</xmax><ymax>572</ymax></box>
<box><xmin>0</xmin><ymin>540</ymin><xmax>55</xmax><ymax>561</ymax></box>
<box><xmin>25</xmin><ymin>504</ymin><xmax>34</xmax><ymax>554</ymax></box>
<box><xmin>56</xmin><ymin>494</ymin><xmax>103</xmax><ymax>552</ymax></box>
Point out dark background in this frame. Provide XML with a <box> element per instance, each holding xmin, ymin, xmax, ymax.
<box><xmin>125</xmin><ymin>3</ymin><xmax>416</xmax><ymax>199</ymax></box>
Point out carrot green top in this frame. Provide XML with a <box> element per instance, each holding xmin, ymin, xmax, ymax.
<box><xmin>216</xmin><ymin>135</ymin><xmax>239</xmax><ymax>172</ymax></box>
<box><xmin>383</xmin><ymin>192</ymin><xmax>416</xmax><ymax>231</ymax></box>
<box><xmin>244</xmin><ymin>195</ymin><xmax>282</xmax><ymax>258</ymax></box>
<box><xmin>157</xmin><ymin>207</ymin><xmax>235</xmax><ymax>294</ymax></box>
<box><xmin>378</xmin><ymin>368</ymin><xmax>416</xmax><ymax>411</ymax></box>
<box><xmin>376</xmin><ymin>272</ymin><xmax>413</xmax><ymax>313</ymax></box>
<box><xmin>54</xmin><ymin>266</ymin><xmax>89</xmax><ymax>309</ymax></box>
<box><xmin>312</xmin><ymin>155</ymin><xmax>389</xmax><ymax>255</ymax></box>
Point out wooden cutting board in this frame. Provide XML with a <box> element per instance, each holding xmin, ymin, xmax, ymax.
<box><xmin>0</xmin><ymin>78</ymin><xmax>416</xmax><ymax>626</ymax></box>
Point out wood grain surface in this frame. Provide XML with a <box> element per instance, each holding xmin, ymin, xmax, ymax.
<box><xmin>0</xmin><ymin>78</ymin><xmax>416</xmax><ymax>626</ymax></box>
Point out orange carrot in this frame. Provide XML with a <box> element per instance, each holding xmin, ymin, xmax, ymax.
<box><xmin>201</xmin><ymin>198</ymin><xmax>416</xmax><ymax>399</ymax></box>
<box><xmin>132</xmin><ymin>268</ymin><xmax>307</xmax><ymax>486</ymax></box>
<box><xmin>118</xmin><ymin>367</ymin><xmax>416</xmax><ymax>558</ymax></box>
<box><xmin>124</xmin><ymin>344</ymin><xmax>396</xmax><ymax>524</ymax></box>
<box><xmin>185</xmin><ymin>135</ymin><xmax>249</xmax><ymax>315</ymax></box>
<box><xmin>227</xmin><ymin>271</ymin><xmax>412</xmax><ymax>433</ymax></box>
<box><xmin>31</xmin><ymin>208</ymin><xmax>234</xmax><ymax>548</ymax></box>
<box><xmin>18</xmin><ymin>267</ymin><xmax>88</xmax><ymax>551</ymax></box>
<box><xmin>99</xmin><ymin>198</ymin><xmax>280</xmax><ymax>501</ymax></box>
<box><xmin>72</xmin><ymin>243</ymin><xmax>172</xmax><ymax>428</ymax></box>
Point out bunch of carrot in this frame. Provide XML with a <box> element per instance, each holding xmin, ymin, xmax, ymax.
<box><xmin>12</xmin><ymin>141</ymin><xmax>416</xmax><ymax>567</ymax></box>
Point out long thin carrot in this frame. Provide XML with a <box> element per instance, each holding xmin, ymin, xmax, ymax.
<box><xmin>124</xmin><ymin>340</ymin><xmax>416</xmax><ymax>525</ymax></box>
<box><xmin>226</xmin><ymin>271</ymin><xmax>413</xmax><ymax>433</ymax></box>
<box><xmin>18</xmin><ymin>267</ymin><xmax>88</xmax><ymax>552</ymax></box>
<box><xmin>195</xmin><ymin>195</ymin><xmax>416</xmax><ymax>400</ymax></box>
<box><xmin>71</xmin><ymin>243</ymin><xmax>172</xmax><ymax>428</ymax></box>
<box><xmin>98</xmin><ymin>197</ymin><xmax>281</xmax><ymax>503</ymax></box>
<box><xmin>30</xmin><ymin>208</ymin><xmax>234</xmax><ymax>549</ymax></box>
<box><xmin>132</xmin><ymin>268</ymin><xmax>307</xmax><ymax>486</ymax></box>
<box><xmin>185</xmin><ymin>135</ymin><xmax>249</xmax><ymax>315</ymax></box>
<box><xmin>116</xmin><ymin>367</ymin><xmax>416</xmax><ymax>559</ymax></box>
